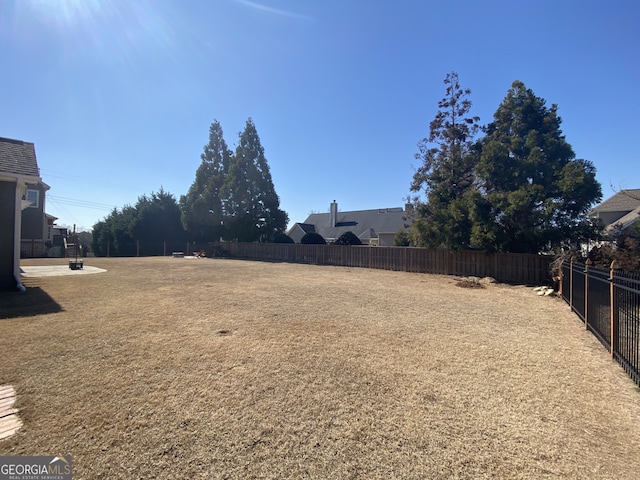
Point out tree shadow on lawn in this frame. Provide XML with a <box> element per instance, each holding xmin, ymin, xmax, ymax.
<box><xmin>0</xmin><ymin>287</ymin><xmax>64</xmax><ymax>319</ymax></box>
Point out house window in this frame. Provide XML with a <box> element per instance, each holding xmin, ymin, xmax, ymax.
<box><xmin>26</xmin><ymin>189</ymin><xmax>39</xmax><ymax>208</ymax></box>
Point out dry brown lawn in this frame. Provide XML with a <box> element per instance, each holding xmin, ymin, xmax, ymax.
<box><xmin>1</xmin><ymin>257</ymin><xmax>640</xmax><ymax>479</ymax></box>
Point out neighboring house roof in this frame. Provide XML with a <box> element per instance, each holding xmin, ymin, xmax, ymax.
<box><xmin>300</xmin><ymin>204</ymin><xmax>407</xmax><ymax>241</ymax></box>
<box><xmin>605</xmin><ymin>206</ymin><xmax>640</xmax><ymax>233</ymax></box>
<box><xmin>296</xmin><ymin>223</ymin><xmax>316</xmax><ymax>234</ymax></box>
<box><xmin>589</xmin><ymin>189</ymin><xmax>640</xmax><ymax>233</ymax></box>
<box><xmin>590</xmin><ymin>189</ymin><xmax>640</xmax><ymax>215</ymax></box>
<box><xmin>0</xmin><ymin>137</ymin><xmax>39</xmax><ymax>177</ymax></box>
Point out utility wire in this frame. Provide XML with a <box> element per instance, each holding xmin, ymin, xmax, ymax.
<box><xmin>48</xmin><ymin>195</ymin><xmax>114</xmax><ymax>211</ymax></box>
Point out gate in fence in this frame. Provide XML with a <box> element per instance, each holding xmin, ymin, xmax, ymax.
<box><xmin>561</xmin><ymin>260</ymin><xmax>640</xmax><ymax>386</ymax></box>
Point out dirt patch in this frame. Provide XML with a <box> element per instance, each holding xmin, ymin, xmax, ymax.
<box><xmin>1</xmin><ymin>257</ymin><xmax>640</xmax><ymax>478</ymax></box>
<box><xmin>455</xmin><ymin>277</ymin><xmax>486</xmax><ymax>289</ymax></box>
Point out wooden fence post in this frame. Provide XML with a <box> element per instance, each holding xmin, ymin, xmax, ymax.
<box><xmin>404</xmin><ymin>247</ymin><xmax>408</xmax><ymax>272</ymax></box>
<box><xmin>610</xmin><ymin>260</ymin><xmax>616</xmax><ymax>359</ymax></box>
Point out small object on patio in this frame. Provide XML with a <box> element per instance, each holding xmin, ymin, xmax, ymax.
<box><xmin>69</xmin><ymin>259</ymin><xmax>84</xmax><ymax>270</ymax></box>
<box><xmin>172</xmin><ymin>252</ymin><xmax>185</xmax><ymax>258</ymax></box>
<box><xmin>68</xmin><ymin>224</ymin><xmax>83</xmax><ymax>270</ymax></box>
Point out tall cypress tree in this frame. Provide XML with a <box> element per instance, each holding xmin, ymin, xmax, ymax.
<box><xmin>220</xmin><ymin>118</ymin><xmax>288</xmax><ymax>242</ymax></box>
<box><xmin>410</xmin><ymin>72</ymin><xmax>481</xmax><ymax>249</ymax></box>
<box><xmin>180</xmin><ymin>120</ymin><xmax>231</xmax><ymax>242</ymax></box>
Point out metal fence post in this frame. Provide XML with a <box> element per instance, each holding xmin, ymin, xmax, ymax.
<box><xmin>610</xmin><ymin>260</ymin><xmax>616</xmax><ymax>359</ymax></box>
<box><xmin>584</xmin><ymin>260</ymin><xmax>590</xmax><ymax>330</ymax></box>
<box><xmin>569</xmin><ymin>258</ymin><xmax>573</xmax><ymax>311</ymax></box>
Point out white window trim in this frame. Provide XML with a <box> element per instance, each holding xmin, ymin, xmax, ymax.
<box><xmin>26</xmin><ymin>189</ymin><xmax>39</xmax><ymax>208</ymax></box>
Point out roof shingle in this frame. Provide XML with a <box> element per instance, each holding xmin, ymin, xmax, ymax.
<box><xmin>303</xmin><ymin>207</ymin><xmax>407</xmax><ymax>240</ymax></box>
<box><xmin>590</xmin><ymin>189</ymin><xmax>640</xmax><ymax>214</ymax></box>
<box><xmin>0</xmin><ymin>137</ymin><xmax>39</xmax><ymax>177</ymax></box>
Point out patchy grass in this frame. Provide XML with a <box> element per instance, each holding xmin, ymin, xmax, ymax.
<box><xmin>2</xmin><ymin>257</ymin><xmax>640</xmax><ymax>479</ymax></box>
<box><xmin>455</xmin><ymin>277</ymin><xmax>486</xmax><ymax>289</ymax></box>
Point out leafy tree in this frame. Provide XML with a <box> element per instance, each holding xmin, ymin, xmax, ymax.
<box><xmin>92</xmin><ymin>188</ymin><xmax>185</xmax><ymax>256</ymax></box>
<box><xmin>473</xmin><ymin>81</ymin><xmax>602</xmax><ymax>253</ymax></box>
<box><xmin>180</xmin><ymin>120</ymin><xmax>232</xmax><ymax>242</ymax></box>
<box><xmin>132</xmin><ymin>188</ymin><xmax>185</xmax><ymax>255</ymax></box>
<box><xmin>220</xmin><ymin>118</ymin><xmax>288</xmax><ymax>242</ymax></box>
<box><xmin>588</xmin><ymin>230</ymin><xmax>640</xmax><ymax>272</ymax></box>
<box><xmin>334</xmin><ymin>231</ymin><xmax>362</xmax><ymax>245</ymax></box>
<box><xmin>410</xmin><ymin>72</ymin><xmax>481</xmax><ymax>249</ymax></box>
<box><xmin>300</xmin><ymin>232</ymin><xmax>326</xmax><ymax>244</ymax></box>
<box><xmin>91</xmin><ymin>220</ymin><xmax>110</xmax><ymax>256</ymax></box>
<box><xmin>92</xmin><ymin>206</ymin><xmax>137</xmax><ymax>256</ymax></box>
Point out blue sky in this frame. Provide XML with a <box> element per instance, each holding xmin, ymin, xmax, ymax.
<box><xmin>1</xmin><ymin>0</ymin><xmax>638</xmax><ymax>232</ymax></box>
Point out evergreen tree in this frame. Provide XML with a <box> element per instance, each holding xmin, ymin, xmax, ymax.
<box><xmin>220</xmin><ymin>118</ymin><xmax>288</xmax><ymax>242</ymax></box>
<box><xmin>91</xmin><ymin>206</ymin><xmax>137</xmax><ymax>256</ymax></box>
<box><xmin>92</xmin><ymin>189</ymin><xmax>185</xmax><ymax>256</ymax></box>
<box><xmin>300</xmin><ymin>232</ymin><xmax>326</xmax><ymax>244</ymax></box>
<box><xmin>334</xmin><ymin>231</ymin><xmax>362</xmax><ymax>245</ymax></box>
<box><xmin>473</xmin><ymin>81</ymin><xmax>602</xmax><ymax>253</ymax></box>
<box><xmin>180</xmin><ymin>120</ymin><xmax>231</xmax><ymax>242</ymax></box>
<box><xmin>133</xmin><ymin>188</ymin><xmax>185</xmax><ymax>255</ymax></box>
<box><xmin>410</xmin><ymin>72</ymin><xmax>481</xmax><ymax>249</ymax></box>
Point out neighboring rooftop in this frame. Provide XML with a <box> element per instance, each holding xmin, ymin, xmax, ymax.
<box><xmin>296</xmin><ymin>201</ymin><xmax>408</xmax><ymax>242</ymax></box>
<box><xmin>0</xmin><ymin>137</ymin><xmax>39</xmax><ymax>178</ymax></box>
<box><xmin>606</xmin><ymin>206</ymin><xmax>640</xmax><ymax>232</ymax></box>
<box><xmin>590</xmin><ymin>189</ymin><xmax>640</xmax><ymax>214</ymax></box>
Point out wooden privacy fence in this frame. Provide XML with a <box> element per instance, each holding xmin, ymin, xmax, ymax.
<box><xmin>560</xmin><ymin>260</ymin><xmax>640</xmax><ymax>386</ymax></box>
<box><xmin>216</xmin><ymin>243</ymin><xmax>551</xmax><ymax>285</ymax></box>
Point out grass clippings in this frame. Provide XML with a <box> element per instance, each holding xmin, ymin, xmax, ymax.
<box><xmin>2</xmin><ymin>257</ymin><xmax>640</xmax><ymax>479</ymax></box>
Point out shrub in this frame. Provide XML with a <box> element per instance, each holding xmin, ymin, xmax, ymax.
<box><xmin>300</xmin><ymin>232</ymin><xmax>326</xmax><ymax>244</ymax></box>
<box><xmin>394</xmin><ymin>229</ymin><xmax>412</xmax><ymax>246</ymax></box>
<box><xmin>334</xmin><ymin>231</ymin><xmax>362</xmax><ymax>245</ymax></box>
<box><xmin>270</xmin><ymin>233</ymin><xmax>294</xmax><ymax>244</ymax></box>
<box><xmin>588</xmin><ymin>233</ymin><xmax>640</xmax><ymax>272</ymax></box>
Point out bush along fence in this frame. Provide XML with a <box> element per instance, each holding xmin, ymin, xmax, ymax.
<box><xmin>215</xmin><ymin>242</ymin><xmax>551</xmax><ymax>286</ymax></box>
<box><xmin>560</xmin><ymin>260</ymin><xmax>640</xmax><ymax>386</ymax></box>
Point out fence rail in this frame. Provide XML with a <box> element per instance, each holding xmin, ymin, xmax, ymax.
<box><xmin>561</xmin><ymin>260</ymin><xmax>640</xmax><ymax>386</ymax></box>
<box><xmin>215</xmin><ymin>243</ymin><xmax>551</xmax><ymax>286</ymax></box>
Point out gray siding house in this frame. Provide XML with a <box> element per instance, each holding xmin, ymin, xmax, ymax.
<box><xmin>589</xmin><ymin>189</ymin><xmax>640</xmax><ymax>234</ymax></box>
<box><xmin>0</xmin><ymin>137</ymin><xmax>44</xmax><ymax>291</ymax></box>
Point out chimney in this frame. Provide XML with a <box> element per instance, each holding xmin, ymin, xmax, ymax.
<box><xmin>330</xmin><ymin>200</ymin><xmax>337</xmax><ymax>227</ymax></box>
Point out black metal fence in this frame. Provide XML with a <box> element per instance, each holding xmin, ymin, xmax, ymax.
<box><xmin>561</xmin><ymin>260</ymin><xmax>640</xmax><ymax>386</ymax></box>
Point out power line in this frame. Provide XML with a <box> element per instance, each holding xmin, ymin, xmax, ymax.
<box><xmin>47</xmin><ymin>195</ymin><xmax>115</xmax><ymax>211</ymax></box>
<box><xmin>40</xmin><ymin>168</ymin><xmax>134</xmax><ymax>189</ymax></box>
